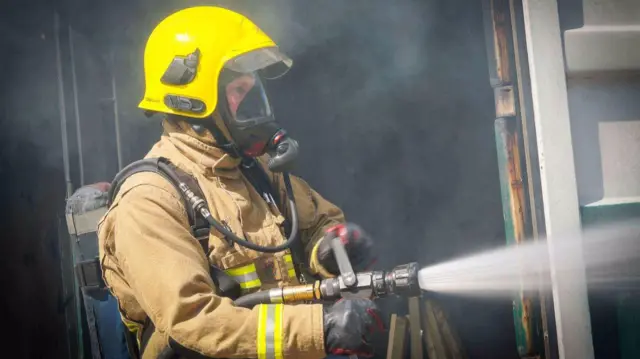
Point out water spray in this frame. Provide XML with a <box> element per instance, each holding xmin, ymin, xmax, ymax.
<box><xmin>417</xmin><ymin>221</ymin><xmax>640</xmax><ymax>297</ymax></box>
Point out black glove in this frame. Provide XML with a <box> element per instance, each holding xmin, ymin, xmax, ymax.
<box><xmin>323</xmin><ymin>298</ymin><xmax>385</xmax><ymax>357</ymax></box>
<box><xmin>316</xmin><ymin>223</ymin><xmax>376</xmax><ymax>276</ymax></box>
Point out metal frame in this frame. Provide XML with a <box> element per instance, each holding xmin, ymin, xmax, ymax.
<box><xmin>69</xmin><ymin>25</ymin><xmax>85</xmax><ymax>186</ymax></box>
<box><xmin>110</xmin><ymin>50</ymin><xmax>123</xmax><ymax>171</ymax></box>
<box><xmin>54</xmin><ymin>12</ymin><xmax>73</xmax><ymax>198</ymax></box>
<box><xmin>521</xmin><ymin>1</ymin><xmax>595</xmax><ymax>358</ymax></box>
<box><xmin>482</xmin><ymin>1</ymin><xmax>551</xmax><ymax>357</ymax></box>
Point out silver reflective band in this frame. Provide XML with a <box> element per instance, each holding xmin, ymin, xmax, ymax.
<box><xmin>234</xmin><ymin>272</ymin><xmax>260</xmax><ymax>284</ymax></box>
<box><xmin>225</xmin><ymin>264</ymin><xmax>262</xmax><ymax>289</ymax></box>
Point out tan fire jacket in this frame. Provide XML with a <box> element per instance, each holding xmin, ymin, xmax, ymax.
<box><xmin>98</xmin><ymin>119</ymin><xmax>345</xmax><ymax>359</ymax></box>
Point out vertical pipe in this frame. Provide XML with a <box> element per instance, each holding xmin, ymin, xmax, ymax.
<box><xmin>54</xmin><ymin>12</ymin><xmax>73</xmax><ymax>198</ymax></box>
<box><xmin>68</xmin><ymin>26</ymin><xmax>84</xmax><ymax>186</ymax></box>
<box><xmin>521</xmin><ymin>1</ymin><xmax>595</xmax><ymax>358</ymax></box>
<box><xmin>110</xmin><ymin>51</ymin><xmax>123</xmax><ymax>170</ymax></box>
<box><xmin>55</xmin><ymin>11</ymin><xmax>84</xmax><ymax>359</ymax></box>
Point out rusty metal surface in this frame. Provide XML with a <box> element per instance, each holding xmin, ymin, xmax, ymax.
<box><xmin>484</xmin><ymin>0</ymin><xmax>547</xmax><ymax>357</ymax></box>
<box><xmin>508</xmin><ymin>0</ymin><xmax>555</xmax><ymax>357</ymax></box>
<box><xmin>495</xmin><ymin>119</ymin><xmax>539</xmax><ymax>357</ymax></box>
<box><xmin>495</xmin><ymin>85</ymin><xmax>517</xmax><ymax>118</ymax></box>
<box><xmin>484</xmin><ymin>0</ymin><xmax>513</xmax><ymax>85</ymax></box>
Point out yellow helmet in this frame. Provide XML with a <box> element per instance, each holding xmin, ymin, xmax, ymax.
<box><xmin>138</xmin><ymin>6</ymin><xmax>293</xmax><ymax>119</ymax></box>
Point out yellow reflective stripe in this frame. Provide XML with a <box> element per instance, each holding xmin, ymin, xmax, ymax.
<box><xmin>257</xmin><ymin>305</ymin><xmax>267</xmax><ymax>359</ymax></box>
<box><xmin>123</xmin><ymin>320</ymin><xmax>138</xmax><ymax>333</ymax></box>
<box><xmin>257</xmin><ymin>304</ymin><xmax>284</xmax><ymax>359</ymax></box>
<box><xmin>121</xmin><ymin>317</ymin><xmax>141</xmax><ymax>348</ymax></box>
<box><xmin>225</xmin><ymin>263</ymin><xmax>262</xmax><ymax>289</ymax></box>
<box><xmin>241</xmin><ymin>278</ymin><xmax>262</xmax><ymax>289</ymax></box>
<box><xmin>274</xmin><ymin>305</ymin><xmax>283</xmax><ymax>359</ymax></box>
<box><xmin>283</xmin><ymin>254</ymin><xmax>296</xmax><ymax>279</ymax></box>
<box><xmin>226</xmin><ymin>263</ymin><xmax>257</xmax><ymax>276</ymax></box>
<box><xmin>287</xmin><ymin>268</ymin><xmax>296</xmax><ymax>279</ymax></box>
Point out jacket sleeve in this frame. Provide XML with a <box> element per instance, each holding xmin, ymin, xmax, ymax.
<box><xmin>106</xmin><ymin>179</ymin><xmax>325</xmax><ymax>359</ymax></box>
<box><xmin>268</xmin><ymin>169</ymin><xmax>346</xmax><ymax>278</ymax></box>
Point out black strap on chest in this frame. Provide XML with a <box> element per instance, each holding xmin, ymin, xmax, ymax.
<box><xmin>239</xmin><ymin>158</ymin><xmax>309</xmax><ymax>280</ymax></box>
<box><xmin>108</xmin><ymin>157</ymin><xmax>210</xmax><ymax>247</ymax></box>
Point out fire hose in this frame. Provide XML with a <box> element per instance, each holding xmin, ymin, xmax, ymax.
<box><xmin>234</xmin><ymin>237</ymin><xmax>420</xmax><ymax>308</ymax></box>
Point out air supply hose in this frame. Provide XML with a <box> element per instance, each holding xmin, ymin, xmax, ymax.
<box><xmin>157</xmin><ymin>160</ymin><xmax>300</xmax><ymax>253</ymax></box>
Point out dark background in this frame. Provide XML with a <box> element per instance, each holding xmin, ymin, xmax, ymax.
<box><xmin>0</xmin><ymin>0</ymin><xmax>521</xmax><ymax>357</ymax></box>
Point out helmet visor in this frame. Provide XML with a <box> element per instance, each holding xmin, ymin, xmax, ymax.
<box><xmin>224</xmin><ymin>47</ymin><xmax>293</xmax><ymax>80</ymax></box>
<box><xmin>224</xmin><ymin>72</ymin><xmax>272</xmax><ymax>124</ymax></box>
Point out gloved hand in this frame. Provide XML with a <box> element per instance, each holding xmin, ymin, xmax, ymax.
<box><xmin>315</xmin><ymin>223</ymin><xmax>376</xmax><ymax>276</ymax></box>
<box><xmin>323</xmin><ymin>298</ymin><xmax>385</xmax><ymax>357</ymax></box>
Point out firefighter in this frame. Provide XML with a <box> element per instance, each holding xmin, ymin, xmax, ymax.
<box><xmin>98</xmin><ymin>6</ymin><xmax>382</xmax><ymax>359</ymax></box>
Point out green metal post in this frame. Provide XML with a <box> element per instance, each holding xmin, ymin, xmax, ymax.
<box><xmin>483</xmin><ymin>0</ymin><xmax>548</xmax><ymax>357</ymax></box>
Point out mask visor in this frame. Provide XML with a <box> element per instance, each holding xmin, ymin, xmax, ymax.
<box><xmin>221</xmin><ymin>72</ymin><xmax>280</xmax><ymax>157</ymax></box>
<box><xmin>225</xmin><ymin>73</ymin><xmax>273</xmax><ymax>126</ymax></box>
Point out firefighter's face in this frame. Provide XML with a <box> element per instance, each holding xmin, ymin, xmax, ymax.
<box><xmin>224</xmin><ymin>74</ymin><xmax>256</xmax><ymax>117</ymax></box>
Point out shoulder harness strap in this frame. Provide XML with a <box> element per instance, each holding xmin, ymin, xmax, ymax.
<box><xmin>107</xmin><ymin>157</ymin><xmax>210</xmax><ymax>251</ymax></box>
<box><xmin>108</xmin><ymin>157</ymin><xmax>240</xmax><ymax>297</ymax></box>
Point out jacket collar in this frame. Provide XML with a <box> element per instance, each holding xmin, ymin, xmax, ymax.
<box><xmin>160</xmin><ymin>118</ymin><xmax>242</xmax><ymax>179</ymax></box>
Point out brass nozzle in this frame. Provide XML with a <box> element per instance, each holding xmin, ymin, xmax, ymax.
<box><xmin>281</xmin><ymin>282</ymin><xmax>322</xmax><ymax>303</ymax></box>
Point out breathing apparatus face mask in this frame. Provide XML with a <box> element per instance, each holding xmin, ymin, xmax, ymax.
<box><xmin>217</xmin><ymin>69</ymin><xmax>299</xmax><ymax>173</ymax></box>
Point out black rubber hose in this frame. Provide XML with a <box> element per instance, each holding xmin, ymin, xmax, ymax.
<box><xmin>159</xmin><ymin>160</ymin><xmax>300</xmax><ymax>254</ymax></box>
<box><xmin>234</xmin><ymin>290</ymin><xmax>273</xmax><ymax>308</ymax></box>
<box><xmin>201</xmin><ymin>173</ymin><xmax>299</xmax><ymax>253</ymax></box>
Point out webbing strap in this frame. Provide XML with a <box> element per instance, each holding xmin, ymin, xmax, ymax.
<box><xmin>239</xmin><ymin>159</ymin><xmax>308</xmax><ymax>282</ymax></box>
<box><xmin>108</xmin><ymin>157</ymin><xmax>211</xmax><ymax>248</ymax></box>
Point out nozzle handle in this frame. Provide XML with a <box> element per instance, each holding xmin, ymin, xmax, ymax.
<box><xmin>331</xmin><ymin>237</ymin><xmax>357</xmax><ymax>287</ymax></box>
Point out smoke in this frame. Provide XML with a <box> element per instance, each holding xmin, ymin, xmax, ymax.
<box><xmin>263</xmin><ymin>2</ymin><xmax>436</xmax><ymax>102</ymax></box>
<box><xmin>235</xmin><ymin>0</ymin><xmax>501</xmax><ymax>266</ymax></box>
<box><xmin>1</xmin><ymin>1</ymin><xmax>513</xmax><ymax>357</ymax></box>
